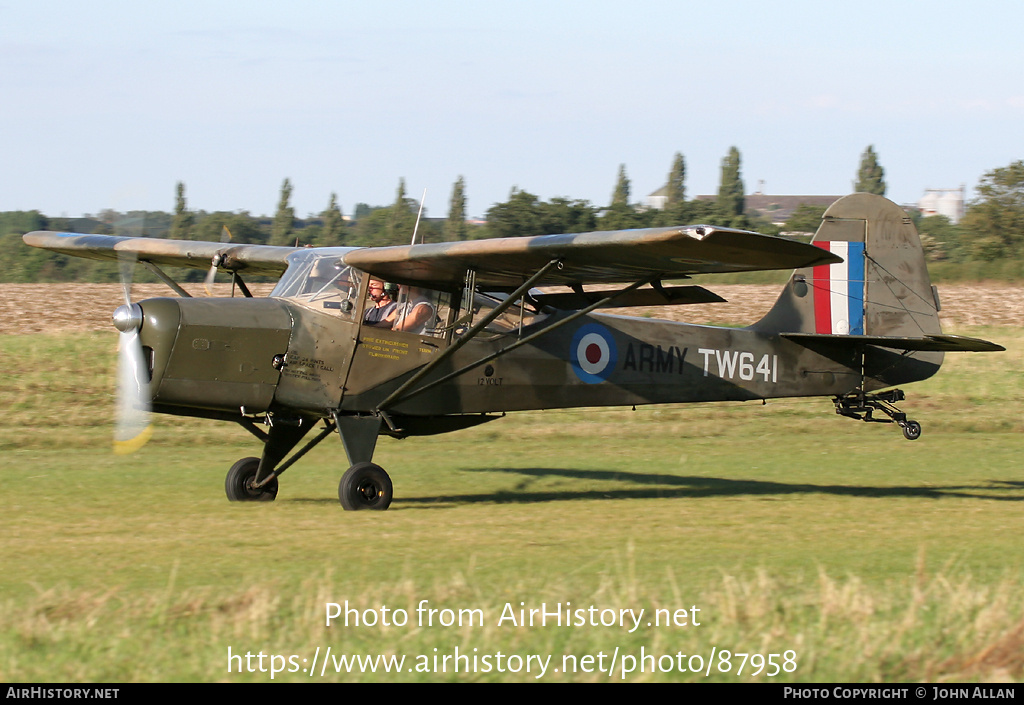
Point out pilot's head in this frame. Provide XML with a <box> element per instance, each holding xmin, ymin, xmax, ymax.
<box><xmin>369</xmin><ymin>280</ymin><xmax>398</xmax><ymax>302</ymax></box>
<box><xmin>368</xmin><ymin>279</ymin><xmax>385</xmax><ymax>302</ymax></box>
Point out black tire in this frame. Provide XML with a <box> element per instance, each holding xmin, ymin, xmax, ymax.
<box><xmin>902</xmin><ymin>420</ymin><xmax>922</xmax><ymax>441</ymax></box>
<box><xmin>225</xmin><ymin>457</ymin><xmax>279</xmax><ymax>501</ymax></box>
<box><xmin>339</xmin><ymin>462</ymin><xmax>393</xmax><ymax>511</ymax></box>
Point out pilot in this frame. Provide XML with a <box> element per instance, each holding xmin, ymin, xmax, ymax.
<box><xmin>363</xmin><ymin>279</ymin><xmax>398</xmax><ymax>327</ymax></box>
<box><xmin>391</xmin><ymin>286</ymin><xmax>437</xmax><ymax>335</ymax></box>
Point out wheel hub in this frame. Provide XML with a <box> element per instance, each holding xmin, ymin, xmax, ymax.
<box><xmin>357</xmin><ymin>482</ymin><xmax>379</xmax><ymax>501</ymax></box>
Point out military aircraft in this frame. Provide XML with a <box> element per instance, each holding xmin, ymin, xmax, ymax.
<box><xmin>23</xmin><ymin>193</ymin><xmax>1003</xmax><ymax>510</ymax></box>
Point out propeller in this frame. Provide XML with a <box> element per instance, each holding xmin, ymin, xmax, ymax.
<box><xmin>111</xmin><ymin>251</ymin><xmax>153</xmax><ymax>454</ymax></box>
<box><xmin>203</xmin><ymin>225</ymin><xmax>233</xmax><ymax>295</ymax></box>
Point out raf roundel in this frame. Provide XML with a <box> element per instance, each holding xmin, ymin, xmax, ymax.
<box><xmin>571</xmin><ymin>323</ymin><xmax>618</xmax><ymax>384</ymax></box>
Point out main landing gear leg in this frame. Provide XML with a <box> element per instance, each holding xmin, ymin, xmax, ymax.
<box><xmin>832</xmin><ymin>389</ymin><xmax>922</xmax><ymax>441</ymax></box>
<box><xmin>225</xmin><ymin>416</ymin><xmax>317</xmax><ymax>501</ymax></box>
<box><xmin>334</xmin><ymin>413</ymin><xmax>392</xmax><ymax>511</ymax></box>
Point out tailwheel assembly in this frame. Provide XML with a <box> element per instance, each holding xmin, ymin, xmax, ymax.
<box><xmin>832</xmin><ymin>389</ymin><xmax>922</xmax><ymax>441</ymax></box>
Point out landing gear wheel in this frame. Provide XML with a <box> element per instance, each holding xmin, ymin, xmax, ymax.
<box><xmin>225</xmin><ymin>457</ymin><xmax>279</xmax><ymax>501</ymax></box>
<box><xmin>902</xmin><ymin>420</ymin><xmax>922</xmax><ymax>441</ymax></box>
<box><xmin>339</xmin><ymin>462</ymin><xmax>393</xmax><ymax>511</ymax></box>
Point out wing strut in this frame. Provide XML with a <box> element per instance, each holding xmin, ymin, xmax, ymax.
<box><xmin>141</xmin><ymin>261</ymin><xmax>193</xmax><ymax>298</ymax></box>
<box><xmin>143</xmin><ymin>257</ymin><xmax>255</xmax><ymax>298</ymax></box>
<box><xmin>377</xmin><ymin>274</ymin><xmax>654</xmax><ymax>412</ymax></box>
<box><xmin>375</xmin><ymin>259</ymin><xmax>562</xmax><ymax>412</ymax></box>
<box><xmin>231</xmin><ymin>271</ymin><xmax>255</xmax><ymax>298</ymax></box>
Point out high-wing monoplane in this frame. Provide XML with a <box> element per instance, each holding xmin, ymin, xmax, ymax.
<box><xmin>23</xmin><ymin>193</ymin><xmax>1003</xmax><ymax>510</ymax></box>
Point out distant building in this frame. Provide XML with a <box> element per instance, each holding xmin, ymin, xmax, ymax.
<box><xmin>917</xmin><ymin>187</ymin><xmax>965</xmax><ymax>224</ymax></box>
<box><xmin>645</xmin><ymin>183</ymin><xmax>969</xmax><ymax>227</ymax></box>
<box><xmin>646</xmin><ymin>186</ymin><xmax>842</xmax><ymax>226</ymax></box>
<box><xmin>737</xmin><ymin>193</ymin><xmax>841</xmax><ymax>225</ymax></box>
<box><xmin>644</xmin><ymin>185</ymin><xmax>671</xmax><ymax>211</ymax></box>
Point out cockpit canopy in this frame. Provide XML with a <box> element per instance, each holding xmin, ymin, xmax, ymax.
<box><xmin>269</xmin><ymin>249</ymin><xmax>550</xmax><ymax>336</ymax></box>
<box><xmin>271</xmin><ymin>250</ymin><xmax>362</xmax><ymax>317</ymax></box>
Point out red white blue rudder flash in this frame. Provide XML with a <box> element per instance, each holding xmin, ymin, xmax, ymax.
<box><xmin>811</xmin><ymin>240</ymin><xmax>865</xmax><ymax>335</ymax></box>
<box><xmin>571</xmin><ymin>323</ymin><xmax>618</xmax><ymax>384</ymax></box>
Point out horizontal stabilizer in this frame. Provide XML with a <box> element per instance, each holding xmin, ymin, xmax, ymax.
<box><xmin>532</xmin><ymin>285</ymin><xmax>726</xmax><ymax>310</ymax></box>
<box><xmin>782</xmin><ymin>332</ymin><xmax>1005</xmax><ymax>352</ymax></box>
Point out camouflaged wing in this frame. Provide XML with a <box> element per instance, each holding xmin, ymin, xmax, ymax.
<box><xmin>22</xmin><ymin>232</ymin><xmax>298</xmax><ymax>278</ymax></box>
<box><xmin>343</xmin><ymin>226</ymin><xmax>843</xmax><ymax>290</ymax></box>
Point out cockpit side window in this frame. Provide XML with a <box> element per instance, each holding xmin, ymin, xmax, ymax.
<box><xmin>464</xmin><ymin>291</ymin><xmax>548</xmax><ymax>335</ymax></box>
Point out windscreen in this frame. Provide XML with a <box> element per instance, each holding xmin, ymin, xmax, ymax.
<box><xmin>271</xmin><ymin>250</ymin><xmax>362</xmax><ymax>319</ymax></box>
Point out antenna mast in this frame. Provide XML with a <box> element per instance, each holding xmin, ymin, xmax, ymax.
<box><xmin>410</xmin><ymin>189</ymin><xmax>427</xmax><ymax>245</ymax></box>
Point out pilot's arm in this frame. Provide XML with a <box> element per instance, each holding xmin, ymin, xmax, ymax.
<box><xmin>393</xmin><ymin>302</ymin><xmax>433</xmax><ymax>333</ymax></box>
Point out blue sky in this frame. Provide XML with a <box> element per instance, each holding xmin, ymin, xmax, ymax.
<box><xmin>2</xmin><ymin>1</ymin><xmax>1022</xmax><ymax>220</ymax></box>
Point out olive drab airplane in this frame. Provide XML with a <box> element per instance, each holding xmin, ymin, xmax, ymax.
<box><xmin>23</xmin><ymin>193</ymin><xmax>1003</xmax><ymax>510</ymax></box>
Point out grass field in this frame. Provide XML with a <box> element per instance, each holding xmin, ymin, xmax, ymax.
<box><xmin>1</xmin><ymin>327</ymin><xmax>1022</xmax><ymax>682</ymax></box>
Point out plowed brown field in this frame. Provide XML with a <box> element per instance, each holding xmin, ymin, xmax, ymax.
<box><xmin>0</xmin><ymin>282</ymin><xmax>1019</xmax><ymax>334</ymax></box>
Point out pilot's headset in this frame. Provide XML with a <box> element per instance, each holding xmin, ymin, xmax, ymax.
<box><xmin>383</xmin><ymin>282</ymin><xmax>400</xmax><ymax>300</ymax></box>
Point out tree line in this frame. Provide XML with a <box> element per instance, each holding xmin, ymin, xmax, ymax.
<box><xmin>2</xmin><ymin>147</ymin><xmax>1023</xmax><ymax>283</ymax></box>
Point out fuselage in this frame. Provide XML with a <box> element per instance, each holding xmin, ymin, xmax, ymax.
<box><xmin>135</xmin><ymin>275</ymin><xmax>942</xmax><ymax>425</ymax></box>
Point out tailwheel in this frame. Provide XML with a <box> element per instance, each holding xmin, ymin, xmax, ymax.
<box><xmin>900</xmin><ymin>420</ymin><xmax>922</xmax><ymax>441</ymax></box>
<box><xmin>339</xmin><ymin>462</ymin><xmax>393</xmax><ymax>511</ymax></box>
<box><xmin>225</xmin><ymin>457</ymin><xmax>279</xmax><ymax>501</ymax></box>
<box><xmin>833</xmin><ymin>389</ymin><xmax>924</xmax><ymax>441</ymax></box>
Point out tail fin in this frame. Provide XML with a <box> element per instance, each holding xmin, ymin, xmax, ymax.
<box><xmin>753</xmin><ymin>193</ymin><xmax>942</xmax><ymax>338</ymax></box>
<box><xmin>751</xmin><ymin>193</ymin><xmax>1002</xmax><ymax>434</ymax></box>
<box><xmin>753</xmin><ymin>193</ymin><xmax>1002</xmax><ymax>393</ymax></box>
